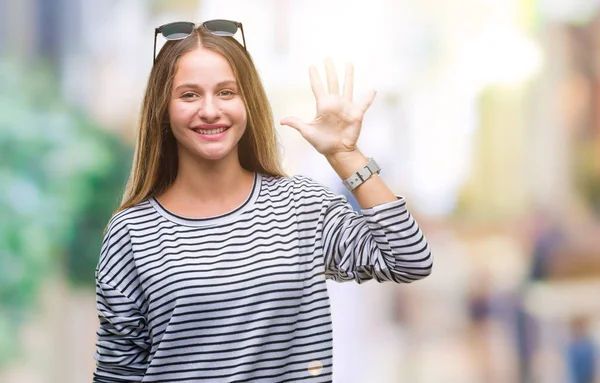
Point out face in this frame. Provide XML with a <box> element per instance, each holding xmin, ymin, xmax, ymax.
<box><xmin>168</xmin><ymin>46</ymin><xmax>247</xmax><ymax>164</ymax></box>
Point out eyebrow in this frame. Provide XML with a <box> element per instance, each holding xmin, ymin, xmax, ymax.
<box><xmin>174</xmin><ymin>80</ymin><xmax>238</xmax><ymax>92</ymax></box>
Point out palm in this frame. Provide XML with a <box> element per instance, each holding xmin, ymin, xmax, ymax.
<box><xmin>281</xmin><ymin>59</ymin><xmax>376</xmax><ymax>156</ymax></box>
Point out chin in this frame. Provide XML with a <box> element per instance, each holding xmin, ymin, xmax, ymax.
<box><xmin>197</xmin><ymin>148</ymin><xmax>237</xmax><ymax>162</ymax></box>
<box><xmin>178</xmin><ymin>140</ymin><xmax>239</xmax><ymax>163</ymax></box>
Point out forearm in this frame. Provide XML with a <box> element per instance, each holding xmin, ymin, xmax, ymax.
<box><xmin>326</xmin><ymin>149</ymin><xmax>397</xmax><ymax>209</ymax></box>
<box><xmin>320</xmin><ymin>183</ymin><xmax>433</xmax><ymax>283</ymax></box>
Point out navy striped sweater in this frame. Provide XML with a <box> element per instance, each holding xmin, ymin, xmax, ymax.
<box><xmin>94</xmin><ymin>173</ymin><xmax>432</xmax><ymax>382</ymax></box>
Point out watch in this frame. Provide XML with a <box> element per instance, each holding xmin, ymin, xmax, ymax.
<box><xmin>342</xmin><ymin>158</ymin><xmax>381</xmax><ymax>191</ymax></box>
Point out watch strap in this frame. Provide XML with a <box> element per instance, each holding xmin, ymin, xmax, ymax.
<box><xmin>342</xmin><ymin>158</ymin><xmax>381</xmax><ymax>191</ymax></box>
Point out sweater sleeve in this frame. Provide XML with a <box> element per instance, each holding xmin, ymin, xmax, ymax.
<box><xmin>93</xmin><ymin>222</ymin><xmax>150</xmax><ymax>382</ymax></box>
<box><xmin>320</xmin><ymin>193</ymin><xmax>433</xmax><ymax>283</ymax></box>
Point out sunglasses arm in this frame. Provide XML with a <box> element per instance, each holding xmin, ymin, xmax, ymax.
<box><xmin>153</xmin><ymin>28</ymin><xmax>159</xmax><ymax>65</ymax></box>
<box><xmin>239</xmin><ymin>24</ymin><xmax>247</xmax><ymax>50</ymax></box>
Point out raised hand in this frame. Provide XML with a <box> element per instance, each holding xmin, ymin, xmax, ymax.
<box><xmin>280</xmin><ymin>58</ymin><xmax>376</xmax><ymax>157</ymax></box>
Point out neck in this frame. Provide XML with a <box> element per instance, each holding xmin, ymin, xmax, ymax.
<box><xmin>171</xmin><ymin>151</ymin><xmax>252</xmax><ymax>202</ymax></box>
<box><xmin>155</xmin><ymin>148</ymin><xmax>256</xmax><ymax>219</ymax></box>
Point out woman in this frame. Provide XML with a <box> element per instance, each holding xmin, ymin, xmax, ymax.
<box><xmin>94</xmin><ymin>19</ymin><xmax>432</xmax><ymax>382</ymax></box>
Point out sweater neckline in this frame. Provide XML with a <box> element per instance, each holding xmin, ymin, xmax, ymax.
<box><xmin>148</xmin><ymin>173</ymin><xmax>261</xmax><ymax>227</ymax></box>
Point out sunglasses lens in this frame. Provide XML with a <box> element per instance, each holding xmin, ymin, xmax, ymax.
<box><xmin>203</xmin><ymin>20</ymin><xmax>238</xmax><ymax>36</ymax></box>
<box><xmin>161</xmin><ymin>22</ymin><xmax>195</xmax><ymax>40</ymax></box>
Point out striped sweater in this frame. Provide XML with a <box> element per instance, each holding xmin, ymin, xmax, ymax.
<box><xmin>94</xmin><ymin>173</ymin><xmax>432</xmax><ymax>382</ymax></box>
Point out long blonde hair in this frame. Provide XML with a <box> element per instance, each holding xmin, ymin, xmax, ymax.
<box><xmin>117</xmin><ymin>26</ymin><xmax>285</xmax><ymax>213</ymax></box>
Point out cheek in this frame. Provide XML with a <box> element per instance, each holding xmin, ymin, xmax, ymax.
<box><xmin>230</xmin><ymin>100</ymin><xmax>247</xmax><ymax>124</ymax></box>
<box><xmin>240</xmin><ymin>109</ymin><xmax>248</xmax><ymax>126</ymax></box>
<box><xmin>169</xmin><ymin>102</ymin><xmax>194</xmax><ymax>126</ymax></box>
<box><xmin>167</xmin><ymin>102</ymin><xmax>180</xmax><ymax>125</ymax></box>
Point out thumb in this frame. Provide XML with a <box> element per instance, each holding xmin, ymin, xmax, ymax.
<box><xmin>280</xmin><ymin>116</ymin><xmax>306</xmax><ymax>133</ymax></box>
<box><xmin>359</xmin><ymin>89</ymin><xmax>377</xmax><ymax>114</ymax></box>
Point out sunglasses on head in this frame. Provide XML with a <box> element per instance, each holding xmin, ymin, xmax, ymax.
<box><xmin>153</xmin><ymin>19</ymin><xmax>246</xmax><ymax>65</ymax></box>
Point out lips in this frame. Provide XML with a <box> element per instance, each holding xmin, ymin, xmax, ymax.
<box><xmin>192</xmin><ymin>126</ymin><xmax>229</xmax><ymax>135</ymax></box>
<box><xmin>189</xmin><ymin>124</ymin><xmax>231</xmax><ymax>142</ymax></box>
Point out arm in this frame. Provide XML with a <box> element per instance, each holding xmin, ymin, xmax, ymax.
<box><xmin>281</xmin><ymin>59</ymin><xmax>433</xmax><ymax>283</ymax></box>
<box><xmin>280</xmin><ymin>59</ymin><xmax>406</xmax><ymax>210</ymax></box>
<box><xmin>316</xmin><ymin>182</ymin><xmax>432</xmax><ymax>283</ymax></box>
<box><xmin>94</xmin><ymin>222</ymin><xmax>150</xmax><ymax>382</ymax></box>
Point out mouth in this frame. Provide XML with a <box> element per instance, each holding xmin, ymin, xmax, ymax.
<box><xmin>191</xmin><ymin>126</ymin><xmax>230</xmax><ymax>135</ymax></box>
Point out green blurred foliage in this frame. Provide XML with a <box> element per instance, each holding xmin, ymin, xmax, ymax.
<box><xmin>0</xmin><ymin>58</ymin><xmax>132</xmax><ymax>366</ymax></box>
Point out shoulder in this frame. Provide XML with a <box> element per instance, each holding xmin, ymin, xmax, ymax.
<box><xmin>98</xmin><ymin>201</ymin><xmax>153</xmax><ymax>279</ymax></box>
<box><xmin>263</xmin><ymin>174</ymin><xmax>334</xmax><ymax>194</ymax></box>
<box><xmin>103</xmin><ymin>200</ymin><xmax>155</xmax><ymax>240</ymax></box>
<box><xmin>260</xmin><ymin>174</ymin><xmax>338</xmax><ymax>199</ymax></box>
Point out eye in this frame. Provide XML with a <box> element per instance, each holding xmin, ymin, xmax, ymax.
<box><xmin>181</xmin><ymin>92</ymin><xmax>198</xmax><ymax>99</ymax></box>
<box><xmin>218</xmin><ymin>89</ymin><xmax>235</xmax><ymax>97</ymax></box>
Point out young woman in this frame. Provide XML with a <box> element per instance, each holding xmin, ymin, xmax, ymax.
<box><xmin>93</xmin><ymin>19</ymin><xmax>432</xmax><ymax>383</ymax></box>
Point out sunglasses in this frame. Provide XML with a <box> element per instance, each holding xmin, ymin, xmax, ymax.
<box><xmin>153</xmin><ymin>19</ymin><xmax>246</xmax><ymax>65</ymax></box>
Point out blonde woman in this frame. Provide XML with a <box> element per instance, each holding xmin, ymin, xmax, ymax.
<box><xmin>94</xmin><ymin>19</ymin><xmax>433</xmax><ymax>383</ymax></box>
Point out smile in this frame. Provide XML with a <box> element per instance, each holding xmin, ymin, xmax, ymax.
<box><xmin>192</xmin><ymin>126</ymin><xmax>229</xmax><ymax>135</ymax></box>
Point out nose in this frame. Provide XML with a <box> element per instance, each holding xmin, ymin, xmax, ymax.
<box><xmin>197</xmin><ymin>95</ymin><xmax>221</xmax><ymax>122</ymax></box>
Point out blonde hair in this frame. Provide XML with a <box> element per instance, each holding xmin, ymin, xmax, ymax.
<box><xmin>117</xmin><ymin>26</ymin><xmax>285</xmax><ymax>213</ymax></box>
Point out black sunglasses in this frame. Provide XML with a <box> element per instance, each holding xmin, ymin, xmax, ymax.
<box><xmin>153</xmin><ymin>19</ymin><xmax>246</xmax><ymax>65</ymax></box>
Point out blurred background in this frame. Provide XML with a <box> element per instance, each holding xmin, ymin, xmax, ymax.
<box><xmin>1</xmin><ymin>0</ymin><xmax>599</xmax><ymax>382</ymax></box>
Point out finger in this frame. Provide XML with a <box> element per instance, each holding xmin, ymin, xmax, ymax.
<box><xmin>324</xmin><ymin>58</ymin><xmax>339</xmax><ymax>94</ymax></box>
<box><xmin>280</xmin><ymin>116</ymin><xmax>306</xmax><ymax>133</ymax></box>
<box><xmin>309</xmin><ymin>65</ymin><xmax>326</xmax><ymax>100</ymax></box>
<box><xmin>342</xmin><ymin>62</ymin><xmax>354</xmax><ymax>101</ymax></box>
<box><xmin>359</xmin><ymin>89</ymin><xmax>377</xmax><ymax>114</ymax></box>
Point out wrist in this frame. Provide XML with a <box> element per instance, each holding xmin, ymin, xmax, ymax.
<box><xmin>342</xmin><ymin>157</ymin><xmax>381</xmax><ymax>191</ymax></box>
<box><xmin>325</xmin><ymin>149</ymin><xmax>363</xmax><ymax>164</ymax></box>
<box><xmin>326</xmin><ymin>150</ymin><xmax>369</xmax><ymax>180</ymax></box>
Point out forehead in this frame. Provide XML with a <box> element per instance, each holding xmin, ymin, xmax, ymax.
<box><xmin>173</xmin><ymin>47</ymin><xmax>236</xmax><ymax>84</ymax></box>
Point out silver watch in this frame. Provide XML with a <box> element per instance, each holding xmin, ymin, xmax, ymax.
<box><xmin>342</xmin><ymin>158</ymin><xmax>381</xmax><ymax>191</ymax></box>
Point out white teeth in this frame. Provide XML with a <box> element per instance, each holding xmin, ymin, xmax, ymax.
<box><xmin>194</xmin><ymin>127</ymin><xmax>227</xmax><ymax>135</ymax></box>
